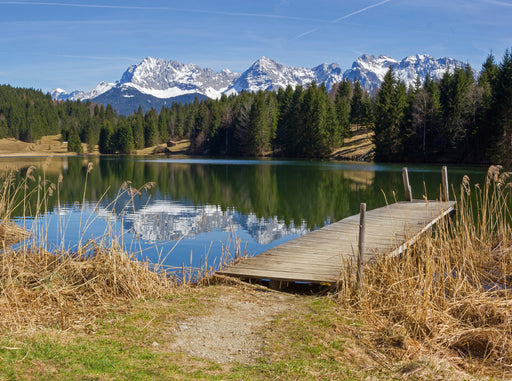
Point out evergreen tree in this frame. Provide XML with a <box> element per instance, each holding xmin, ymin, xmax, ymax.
<box><xmin>490</xmin><ymin>50</ymin><xmax>512</xmax><ymax>164</ymax></box>
<box><xmin>350</xmin><ymin>81</ymin><xmax>365</xmax><ymax>131</ymax></box>
<box><xmin>144</xmin><ymin>109</ymin><xmax>158</xmax><ymax>147</ymax></box>
<box><xmin>116</xmin><ymin>119</ymin><xmax>134</xmax><ymax>154</ymax></box>
<box><xmin>438</xmin><ymin>66</ymin><xmax>476</xmax><ymax>160</ymax></box>
<box><xmin>275</xmin><ymin>85</ymin><xmax>297</xmax><ymax>155</ymax></box>
<box><xmin>334</xmin><ymin>79</ymin><xmax>352</xmax><ymax>138</ymax></box>
<box><xmin>99</xmin><ymin>120</ymin><xmax>115</xmax><ymax>154</ymax></box>
<box><xmin>374</xmin><ymin>68</ymin><xmax>400</xmax><ymax>161</ymax></box>
<box><xmin>232</xmin><ymin>94</ymin><xmax>253</xmax><ymax>155</ymax></box>
<box><xmin>131</xmin><ymin>106</ymin><xmax>145</xmax><ymax>149</ymax></box>
<box><xmin>67</xmin><ymin>128</ymin><xmax>83</xmax><ymax>153</ymax></box>
<box><xmin>158</xmin><ymin>106</ymin><xmax>169</xmax><ymax>141</ymax></box>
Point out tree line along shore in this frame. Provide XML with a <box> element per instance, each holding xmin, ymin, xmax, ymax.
<box><xmin>1</xmin><ymin>51</ymin><xmax>512</xmax><ymax>377</ymax></box>
<box><xmin>0</xmin><ymin>50</ymin><xmax>512</xmax><ymax>165</ymax></box>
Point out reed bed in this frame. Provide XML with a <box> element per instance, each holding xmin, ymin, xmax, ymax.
<box><xmin>0</xmin><ymin>162</ymin><xmax>247</xmax><ymax>332</ymax></box>
<box><xmin>0</xmin><ymin>165</ymin><xmax>178</xmax><ymax>331</ymax></box>
<box><xmin>0</xmin><ymin>243</ymin><xmax>175</xmax><ymax>331</ymax></box>
<box><xmin>337</xmin><ymin>165</ymin><xmax>512</xmax><ymax>376</ymax></box>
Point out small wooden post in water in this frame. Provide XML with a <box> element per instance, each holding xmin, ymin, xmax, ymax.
<box><xmin>402</xmin><ymin>167</ymin><xmax>412</xmax><ymax>201</ymax></box>
<box><xmin>442</xmin><ymin>166</ymin><xmax>449</xmax><ymax>202</ymax></box>
<box><xmin>357</xmin><ymin>203</ymin><xmax>366</xmax><ymax>293</ymax></box>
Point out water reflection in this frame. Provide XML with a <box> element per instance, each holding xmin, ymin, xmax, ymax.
<box><xmin>119</xmin><ymin>200</ymin><xmax>309</xmax><ymax>244</ymax></box>
<box><xmin>0</xmin><ymin>156</ymin><xmax>487</xmax><ymax>269</ymax></box>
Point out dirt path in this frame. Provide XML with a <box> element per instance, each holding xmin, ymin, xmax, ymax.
<box><xmin>170</xmin><ymin>286</ymin><xmax>299</xmax><ymax>364</ymax></box>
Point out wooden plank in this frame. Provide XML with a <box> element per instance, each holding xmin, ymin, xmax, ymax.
<box><xmin>217</xmin><ymin>200</ymin><xmax>456</xmax><ymax>283</ymax></box>
<box><xmin>221</xmin><ymin>267</ymin><xmax>340</xmax><ymax>283</ymax></box>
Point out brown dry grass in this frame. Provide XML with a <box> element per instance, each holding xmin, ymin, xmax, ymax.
<box><xmin>0</xmin><ymin>134</ymin><xmax>97</xmax><ymax>157</ymax></box>
<box><xmin>135</xmin><ymin>139</ymin><xmax>191</xmax><ymax>156</ymax></box>
<box><xmin>0</xmin><ymin>165</ymin><xmax>176</xmax><ymax>332</ymax></box>
<box><xmin>0</xmin><ymin>135</ymin><xmax>66</xmax><ymax>156</ymax></box>
<box><xmin>337</xmin><ymin>165</ymin><xmax>512</xmax><ymax>377</ymax></box>
<box><xmin>0</xmin><ymin>244</ymin><xmax>175</xmax><ymax>331</ymax></box>
<box><xmin>331</xmin><ymin>126</ymin><xmax>375</xmax><ymax>161</ymax></box>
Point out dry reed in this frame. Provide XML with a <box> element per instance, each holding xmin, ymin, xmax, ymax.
<box><xmin>0</xmin><ymin>166</ymin><xmax>176</xmax><ymax>331</ymax></box>
<box><xmin>337</xmin><ymin>165</ymin><xmax>512</xmax><ymax>376</ymax></box>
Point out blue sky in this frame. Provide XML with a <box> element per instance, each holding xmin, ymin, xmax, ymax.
<box><xmin>1</xmin><ymin>0</ymin><xmax>512</xmax><ymax>93</ymax></box>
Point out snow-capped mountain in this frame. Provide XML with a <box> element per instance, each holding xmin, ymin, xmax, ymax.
<box><xmin>52</xmin><ymin>54</ymin><xmax>476</xmax><ymax>115</ymax></box>
<box><xmin>344</xmin><ymin>54</ymin><xmax>474</xmax><ymax>92</ymax></box>
<box><xmin>119</xmin><ymin>57</ymin><xmax>239</xmax><ymax>99</ymax></box>
<box><xmin>51</xmin><ymin>81</ymin><xmax>115</xmax><ymax>102</ymax></box>
<box><xmin>225</xmin><ymin>56</ymin><xmax>342</xmax><ymax>95</ymax></box>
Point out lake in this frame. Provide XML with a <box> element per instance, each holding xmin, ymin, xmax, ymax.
<box><xmin>0</xmin><ymin>156</ymin><xmax>487</xmax><ymax>278</ymax></box>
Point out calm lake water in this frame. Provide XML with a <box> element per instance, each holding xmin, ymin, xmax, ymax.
<box><xmin>1</xmin><ymin>156</ymin><xmax>487</xmax><ymax>277</ymax></box>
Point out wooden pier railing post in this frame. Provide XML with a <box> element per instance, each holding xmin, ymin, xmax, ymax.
<box><xmin>442</xmin><ymin>166</ymin><xmax>449</xmax><ymax>202</ymax></box>
<box><xmin>402</xmin><ymin>167</ymin><xmax>412</xmax><ymax>201</ymax></box>
<box><xmin>357</xmin><ymin>203</ymin><xmax>366</xmax><ymax>293</ymax></box>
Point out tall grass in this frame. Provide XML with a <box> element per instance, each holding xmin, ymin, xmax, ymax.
<box><xmin>0</xmin><ymin>162</ymin><xmax>248</xmax><ymax>331</ymax></box>
<box><xmin>0</xmin><ymin>164</ymin><xmax>177</xmax><ymax>331</ymax></box>
<box><xmin>337</xmin><ymin>165</ymin><xmax>512</xmax><ymax>376</ymax></box>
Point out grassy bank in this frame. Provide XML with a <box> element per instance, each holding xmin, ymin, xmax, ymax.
<box><xmin>0</xmin><ymin>166</ymin><xmax>510</xmax><ymax>379</ymax></box>
<box><xmin>337</xmin><ymin>165</ymin><xmax>512</xmax><ymax>378</ymax></box>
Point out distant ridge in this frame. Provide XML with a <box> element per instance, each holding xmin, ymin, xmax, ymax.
<box><xmin>52</xmin><ymin>54</ymin><xmax>476</xmax><ymax>115</ymax></box>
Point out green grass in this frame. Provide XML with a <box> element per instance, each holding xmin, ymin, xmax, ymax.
<box><xmin>0</xmin><ymin>285</ymin><xmax>401</xmax><ymax>381</ymax></box>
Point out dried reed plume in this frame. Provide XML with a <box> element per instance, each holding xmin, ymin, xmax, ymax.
<box><xmin>0</xmin><ymin>166</ymin><xmax>176</xmax><ymax>331</ymax></box>
<box><xmin>337</xmin><ymin>166</ymin><xmax>512</xmax><ymax>377</ymax></box>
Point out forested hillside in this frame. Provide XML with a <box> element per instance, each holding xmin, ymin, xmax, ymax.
<box><xmin>1</xmin><ymin>50</ymin><xmax>512</xmax><ymax>164</ymax></box>
<box><xmin>372</xmin><ymin>51</ymin><xmax>512</xmax><ymax>164</ymax></box>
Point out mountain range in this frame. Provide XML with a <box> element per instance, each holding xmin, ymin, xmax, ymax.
<box><xmin>52</xmin><ymin>54</ymin><xmax>476</xmax><ymax>115</ymax></box>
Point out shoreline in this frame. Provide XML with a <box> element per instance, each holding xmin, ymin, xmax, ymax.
<box><xmin>0</xmin><ymin>130</ymin><xmax>376</xmax><ymax>161</ymax></box>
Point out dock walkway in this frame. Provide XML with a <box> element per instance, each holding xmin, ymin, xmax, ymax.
<box><xmin>217</xmin><ymin>200</ymin><xmax>456</xmax><ymax>284</ymax></box>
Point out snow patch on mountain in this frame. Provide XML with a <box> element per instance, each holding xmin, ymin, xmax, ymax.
<box><xmin>227</xmin><ymin>56</ymin><xmax>342</xmax><ymax>94</ymax></box>
<box><xmin>88</xmin><ymin>81</ymin><xmax>115</xmax><ymax>98</ymax></box>
<box><xmin>51</xmin><ymin>54</ymin><xmax>477</xmax><ymax>114</ymax></box>
<box><xmin>119</xmin><ymin>57</ymin><xmax>239</xmax><ymax>99</ymax></box>
<box><xmin>122</xmin><ymin>82</ymin><xmax>198</xmax><ymax>99</ymax></box>
<box><xmin>51</xmin><ymin>81</ymin><xmax>114</xmax><ymax>101</ymax></box>
<box><xmin>343</xmin><ymin>54</ymin><xmax>473</xmax><ymax>91</ymax></box>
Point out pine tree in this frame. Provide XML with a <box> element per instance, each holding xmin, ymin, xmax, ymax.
<box><xmin>67</xmin><ymin>128</ymin><xmax>83</xmax><ymax>153</ymax></box>
<box><xmin>144</xmin><ymin>109</ymin><xmax>158</xmax><ymax>147</ymax></box>
<box><xmin>232</xmin><ymin>94</ymin><xmax>253</xmax><ymax>155</ymax></box>
<box><xmin>334</xmin><ymin>79</ymin><xmax>351</xmax><ymax>138</ymax></box>
<box><xmin>350</xmin><ymin>81</ymin><xmax>364</xmax><ymax>131</ymax></box>
<box><xmin>99</xmin><ymin>120</ymin><xmax>115</xmax><ymax>154</ymax></box>
<box><xmin>491</xmin><ymin>50</ymin><xmax>512</xmax><ymax>164</ymax></box>
<box><xmin>275</xmin><ymin>85</ymin><xmax>296</xmax><ymax>155</ymax></box>
<box><xmin>116</xmin><ymin>119</ymin><xmax>134</xmax><ymax>154</ymax></box>
<box><xmin>131</xmin><ymin>106</ymin><xmax>145</xmax><ymax>149</ymax></box>
<box><xmin>374</xmin><ymin>68</ymin><xmax>395</xmax><ymax>160</ymax></box>
<box><xmin>246</xmin><ymin>91</ymin><xmax>275</xmax><ymax>156</ymax></box>
<box><xmin>158</xmin><ymin>106</ymin><xmax>169</xmax><ymax>141</ymax></box>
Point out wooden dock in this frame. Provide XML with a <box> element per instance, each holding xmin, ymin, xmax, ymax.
<box><xmin>217</xmin><ymin>200</ymin><xmax>456</xmax><ymax>284</ymax></box>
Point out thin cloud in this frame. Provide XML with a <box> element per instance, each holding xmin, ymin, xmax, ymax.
<box><xmin>296</xmin><ymin>28</ymin><xmax>318</xmax><ymax>39</ymax></box>
<box><xmin>332</xmin><ymin>0</ymin><xmax>391</xmax><ymax>23</ymax></box>
<box><xmin>295</xmin><ymin>0</ymin><xmax>392</xmax><ymax>39</ymax></box>
<box><xmin>0</xmin><ymin>1</ymin><xmax>325</xmax><ymax>22</ymax></box>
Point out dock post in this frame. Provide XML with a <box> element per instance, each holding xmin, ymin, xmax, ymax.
<box><xmin>442</xmin><ymin>166</ymin><xmax>449</xmax><ymax>202</ymax></box>
<box><xmin>357</xmin><ymin>203</ymin><xmax>366</xmax><ymax>293</ymax></box>
<box><xmin>402</xmin><ymin>167</ymin><xmax>412</xmax><ymax>201</ymax></box>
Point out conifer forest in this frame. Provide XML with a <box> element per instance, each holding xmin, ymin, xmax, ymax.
<box><xmin>1</xmin><ymin>51</ymin><xmax>512</xmax><ymax>165</ymax></box>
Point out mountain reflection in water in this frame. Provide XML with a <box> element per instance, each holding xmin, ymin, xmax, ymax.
<box><xmin>0</xmin><ymin>156</ymin><xmax>485</xmax><ymax>270</ymax></box>
<box><xmin>120</xmin><ymin>201</ymin><xmax>309</xmax><ymax>244</ymax></box>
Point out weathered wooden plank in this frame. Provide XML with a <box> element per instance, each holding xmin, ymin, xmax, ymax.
<box><xmin>232</xmin><ymin>257</ymin><xmax>347</xmax><ymax>268</ymax></box>
<box><xmin>217</xmin><ymin>200</ymin><xmax>456</xmax><ymax>283</ymax></box>
<box><xmin>221</xmin><ymin>267</ymin><xmax>340</xmax><ymax>283</ymax></box>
